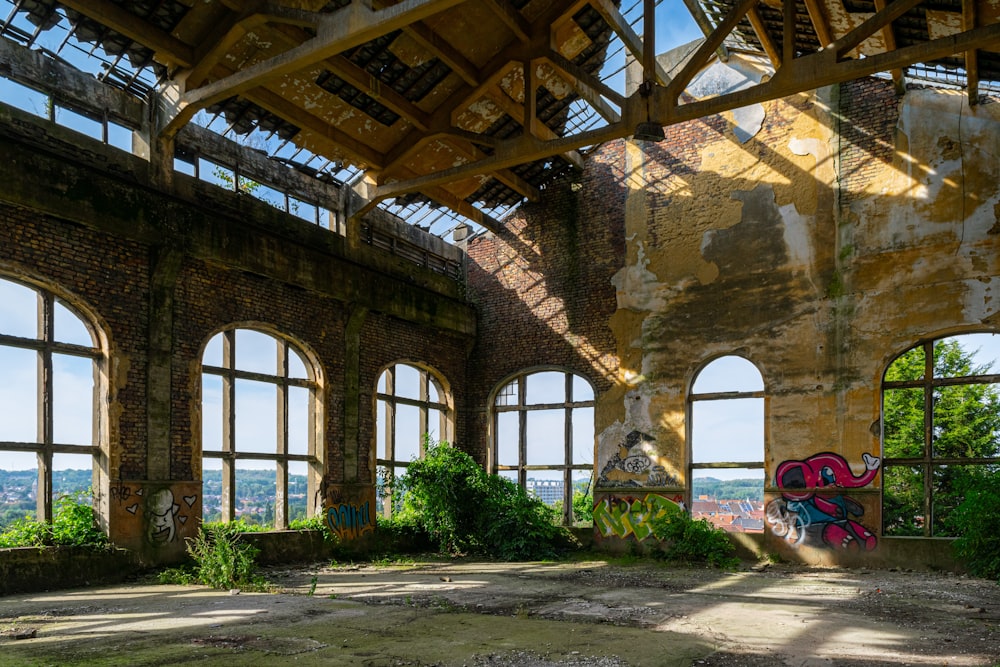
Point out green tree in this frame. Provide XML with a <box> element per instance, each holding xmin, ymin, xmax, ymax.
<box><xmin>883</xmin><ymin>340</ymin><xmax>1000</xmax><ymax>536</ymax></box>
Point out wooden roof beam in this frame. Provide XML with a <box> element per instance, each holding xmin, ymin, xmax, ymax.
<box><xmin>963</xmin><ymin>0</ymin><xmax>980</xmax><ymax>104</ymax></box>
<box><xmin>171</xmin><ymin>0</ymin><xmax>467</xmax><ymax>127</ymax></box>
<box><xmin>871</xmin><ymin>0</ymin><xmax>906</xmax><ymax>94</ymax></box>
<box><xmin>542</xmin><ymin>54</ymin><xmax>621</xmax><ymax>123</ymax></box>
<box><xmin>802</xmin><ymin>0</ymin><xmax>833</xmax><ymax>48</ymax></box>
<box><xmin>368</xmin><ymin>0</ymin><xmax>480</xmax><ymax>86</ymax></box>
<box><xmin>591</xmin><ymin>0</ymin><xmax>671</xmax><ymax>86</ymax></box>
<box><xmin>423</xmin><ymin>186</ymin><xmax>504</xmax><ymax>233</ymax></box>
<box><xmin>680</xmin><ymin>0</ymin><xmax>730</xmax><ymax>62</ymax></box>
<box><xmin>245</xmin><ymin>87</ymin><xmax>386</xmax><ymax>169</ymax></box>
<box><xmin>747</xmin><ymin>3</ymin><xmax>782</xmax><ymax>69</ymax></box>
<box><xmin>485</xmin><ymin>0</ymin><xmax>532</xmax><ymax>43</ymax></box>
<box><xmin>58</xmin><ymin>0</ymin><xmax>194</xmax><ymax>68</ymax></box>
<box><xmin>832</xmin><ymin>0</ymin><xmax>924</xmax><ymax>59</ymax></box>
<box><xmin>668</xmin><ymin>0</ymin><xmax>757</xmax><ymax>98</ymax></box>
<box><xmin>368</xmin><ymin>19</ymin><xmax>1000</xmax><ymax>205</ymax></box>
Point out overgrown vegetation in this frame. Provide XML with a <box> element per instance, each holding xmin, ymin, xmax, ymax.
<box><xmin>0</xmin><ymin>492</ymin><xmax>107</xmax><ymax>549</ymax></box>
<box><xmin>159</xmin><ymin>521</ymin><xmax>269</xmax><ymax>591</ymax></box>
<box><xmin>393</xmin><ymin>440</ymin><xmax>570</xmax><ymax>560</ymax></box>
<box><xmin>951</xmin><ymin>474</ymin><xmax>1000</xmax><ymax>583</ymax></box>
<box><xmin>649</xmin><ymin>505</ymin><xmax>739</xmax><ymax>569</ymax></box>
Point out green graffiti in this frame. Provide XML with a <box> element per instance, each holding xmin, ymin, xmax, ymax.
<box><xmin>593</xmin><ymin>494</ymin><xmax>680</xmax><ymax>540</ymax></box>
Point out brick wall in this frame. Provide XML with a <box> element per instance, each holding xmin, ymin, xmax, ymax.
<box><xmin>837</xmin><ymin>78</ymin><xmax>900</xmax><ymax>209</ymax></box>
<box><xmin>0</xmin><ymin>203</ymin><xmax>149</xmax><ymax>480</ymax></box>
<box><xmin>464</xmin><ymin>141</ymin><xmax>625</xmax><ymax>464</ymax></box>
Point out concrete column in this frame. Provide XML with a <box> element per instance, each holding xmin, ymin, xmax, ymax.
<box><xmin>146</xmin><ymin>245</ymin><xmax>182</xmax><ymax>481</ymax></box>
<box><xmin>343</xmin><ymin>304</ymin><xmax>369</xmax><ymax>483</ymax></box>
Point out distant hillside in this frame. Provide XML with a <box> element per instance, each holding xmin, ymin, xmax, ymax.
<box><xmin>692</xmin><ymin>477</ymin><xmax>764</xmax><ymax>502</ymax></box>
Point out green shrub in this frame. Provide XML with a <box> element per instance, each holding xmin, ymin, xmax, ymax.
<box><xmin>184</xmin><ymin>525</ymin><xmax>268</xmax><ymax>591</ymax></box>
<box><xmin>649</xmin><ymin>507</ymin><xmax>739</xmax><ymax>569</ymax></box>
<box><xmin>397</xmin><ymin>440</ymin><xmax>569</xmax><ymax>560</ymax></box>
<box><xmin>951</xmin><ymin>474</ymin><xmax>1000</xmax><ymax>582</ymax></box>
<box><xmin>0</xmin><ymin>492</ymin><xmax>107</xmax><ymax>549</ymax></box>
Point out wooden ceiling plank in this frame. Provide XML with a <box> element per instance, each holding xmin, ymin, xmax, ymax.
<box><xmin>450</xmin><ymin>62</ymin><xmax>522</xmax><ymax>126</ymax></box>
<box><xmin>182</xmin><ymin>0</ymin><xmax>468</xmax><ymax>111</ymax></box>
<box><xmin>963</xmin><ymin>0</ymin><xmax>980</xmax><ymax>104</ymax></box>
<box><xmin>57</xmin><ymin>0</ymin><xmax>195</xmax><ymax>68</ymax></box>
<box><xmin>590</xmin><ymin>0</ymin><xmax>671</xmax><ymax>85</ymax></box>
<box><xmin>245</xmin><ymin>87</ymin><xmax>386</xmax><ymax>169</ymax></box>
<box><xmin>525</xmin><ymin>60</ymin><xmax>540</xmax><ymax>138</ymax></box>
<box><xmin>871</xmin><ymin>0</ymin><xmax>905</xmax><ymax>93</ymax></box>
<box><xmin>833</xmin><ymin>0</ymin><xmax>923</xmax><ymax>59</ymax></box>
<box><xmin>485</xmin><ymin>0</ymin><xmax>532</xmax><ymax>42</ymax></box>
<box><xmin>801</xmin><ymin>0</ymin><xmax>833</xmax><ymax>48</ymax></box>
<box><xmin>747</xmin><ymin>4</ymin><xmax>782</xmax><ymax>69</ymax></box>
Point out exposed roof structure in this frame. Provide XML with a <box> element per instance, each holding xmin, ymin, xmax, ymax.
<box><xmin>0</xmin><ymin>0</ymin><xmax>998</xmax><ymax>233</ymax></box>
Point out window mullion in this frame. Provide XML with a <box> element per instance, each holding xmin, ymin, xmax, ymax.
<box><xmin>923</xmin><ymin>341</ymin><xmax>934</xmax><ymax>537</ymax></box>
<box><xmin>38</xmin><ymin>292</ymin><xmax>54</xmax><ymax>522</ymax></box>
<box><xmin>276</xmin><ymin>340</ymin><xmax>289</xmax><ymax>529</ymax></box>
<box><xmin>221</xmin><ymin>330</ymin><xmax>236</xmax><ymax>523</ymax></box>
<box><xmin>518</xmin><ymin>375</ymin><xmax>527</xmax><ymax>488</ymax></box>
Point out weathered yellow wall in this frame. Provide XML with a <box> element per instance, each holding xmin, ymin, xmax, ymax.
<box><xmin>593</xmin><ymin>66</ymin><xmax>1000</xmax><ymax>562</ymax></box>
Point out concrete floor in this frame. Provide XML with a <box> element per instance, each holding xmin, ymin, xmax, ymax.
<box><xmin>1</xmin><ymin>559</ymin><xmax>998</xmax><ymax>666</ymax></box>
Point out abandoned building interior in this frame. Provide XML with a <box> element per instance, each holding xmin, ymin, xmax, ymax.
<box><xmin>0</xmin><ymin>0</ymin><xmax>999</xmax><ymax>570</ymax></box>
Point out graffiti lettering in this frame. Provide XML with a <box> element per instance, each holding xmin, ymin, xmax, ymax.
<box><xmin>766</xmin><ymin>451</ymin><xmax>880</xmax><ymax>552</ymax></box>
<box><xmin>110</xmin><ymin>479</ymin><xmax>132</xmax><ymax>505</ymax></box>
<box><xmin>326</xmin><ymin>501</ymin><xmax>374</xmax><ymax>541</ymax></box>
<box><xmin>593</xmin><ymin>493</ymin><xmax>681</xmax><ymax>540</ymax></box>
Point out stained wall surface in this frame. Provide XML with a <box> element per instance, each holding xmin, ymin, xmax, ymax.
<box><xmin>468</xmin><ymin>69</ymin><xmax>1000</xmax><ymax>565</ymax></box>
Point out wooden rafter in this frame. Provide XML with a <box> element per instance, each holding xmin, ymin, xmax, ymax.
<box><xmin>801</xmin><ymin>0</ymin><xmax>833</xmax><ymax>48</ymax></box>
<box><xmin>871</xmin><ymin>0</ymin><xmax>905</xmax><ymax>93</ymax></box>
<box><xmin>369</xmin><ymin>0</ymin><xmax>480</xmax><ymax>86</ymax></box>
<box><xmin>590</xmin><ymin>0</ymin><xmax>671</xmax><ymax>85</ymax></box>
<box><xmin>963</xmin><ymin>0</ymin><xmax>980</xmax><ymax>104</ymax></box>
<box><xmin>747</xmin><ymin>3</ymin><xmax>782</xmax><ymax>69</ymax></box>
<box><xmin>366</xmin><ymin>19</ymin><xmax>1000</xmax><ymax>205</ymax></box>
<box><xmin>485</xmin><ymin>0</ymin><xmax>531</xmax><ymax>43</ymax></box>
<box><xmin>542</xmin><ymin>53</ymin><xmax>622</xmax><ymax>122</ymax></box>
<box><xmin>246</xmin><ymin>87</ymin><xmax>386</xmax><ymax>169</ymax></box>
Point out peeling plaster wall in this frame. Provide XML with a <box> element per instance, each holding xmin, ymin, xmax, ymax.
<box><xmin>471</xmin><ymin>69</ymin><xmax>1000</xmax><ymax>565</ymax></box>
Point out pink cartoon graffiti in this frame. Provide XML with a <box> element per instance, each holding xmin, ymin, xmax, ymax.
<box><xmin>766</xmin><ymin>452</ymin><xmax>880</xmax><ymax>552</ymax></box>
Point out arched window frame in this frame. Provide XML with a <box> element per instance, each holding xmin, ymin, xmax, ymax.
<box><xmin>687</xmin><ymin>354</ymin><xmax>766</xmax><ymax>510</ymax></box>
<box><xmin>0</xmin><ymin>275</ymin><xmax>106</xmax><ymax>524</ymax></box>
<box><xmin>881</xmin><ymin>332</ymin><xmax>1000</xmax><ymax>537</ymax></box>
<box><xmin>375</xmin><ymin>362</ymin><xmax>453</xmax><ymax>516</ymax></box>
<box><xmin>200</xmin><ymin>327</ymin><xmax>322</xmax><ymax>529</ymax></box>
<box><xmin>490</xmin><ymin>367</ymin><xmax>595</xmax><ymax>526</ymax></box>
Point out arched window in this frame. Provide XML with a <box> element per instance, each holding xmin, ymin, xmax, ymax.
<box><xmin>375</xmin><ymin>363</ymin><xmax>451</xmax><ymax>516</ymax></box>
<box><xmin>493</xmin><ymin>369</ymin><xmax>595</xmax><ymax>526</ymax></box>
<box><xmin>882</xmin><ymin>333</ymin><xmax>1000</xmax><ymax>537</ymax></box>
<box><xmin>201</xmin><ymin>328</ymin><xmax>320</xmax><ymax>528</ymax></box>
<box><xmin>0</xmin><ymin>276</ymin><xmax>104</xmax><ymax>525</ymax></box>
<box><xmin>689</xmin><ymin>355</ymin><xmax>765</xmax><ymax>532</ymax></box>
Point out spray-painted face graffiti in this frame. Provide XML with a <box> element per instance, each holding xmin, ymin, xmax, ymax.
<box><xmin>147</xmin><ymin>489</ymin><xmax>180</xmax><ymax>544</ymax></box>
<box><xmin>766</xmin><ymin>452</ymin><xmax>880</xmax><ymax>552</ymax></box>
<box><xmin>598</xmin><ymin>430</ymin><xmax>678</xmax><ymax>487</ymax></box>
